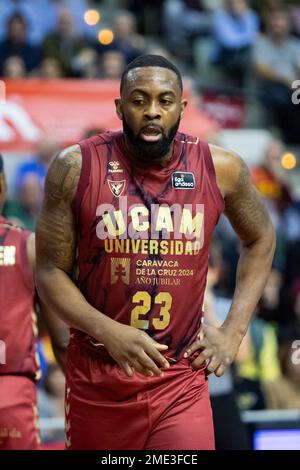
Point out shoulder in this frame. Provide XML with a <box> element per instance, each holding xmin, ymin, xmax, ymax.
<box><xmin>209</xmin><ymin>143</ymin><xmax>249</xmax><ymax>198</ymax></box>
<box><xmin>45</xmin><ymin>144</ymin><xmax>82</xmax><ymax>203</ymax></box>
<box><xmin>55</xmin><ymin>144</ymin><xmax>82</xmax><ymax>167</ymax></box>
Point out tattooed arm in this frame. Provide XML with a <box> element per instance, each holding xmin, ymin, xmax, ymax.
<box><xmin>214</xmin><ymin>146</ymin><xmax>275</xmax><ymax>333</ymax></box>
<box><xmin>36</xmin><ymin>145</ymin><xmax>169</xmax><ymax>377</ymax></box>
<box><xmin>185</xmin><ymin>146</ymin><xmax>275</xmax><ymax>376</ymax></box>
<box><xmin>36</xmin><ymin>145</ymin><xmax>104</xmax><ymax>338</ymax></box>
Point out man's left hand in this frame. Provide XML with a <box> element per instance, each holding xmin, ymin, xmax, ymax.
<box><xmin>184</xmin><ymin>324</ymin><xmax>243</xmax><ymax>377</ymax></box>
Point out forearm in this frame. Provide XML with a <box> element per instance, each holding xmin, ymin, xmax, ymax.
<box><xmin>36</xmin><ymin>267</ymin><xmax>113</xmax><ymax>344</ymax></box>
<box><xmin>52</xmin><ymin>344</ymin><xmax>67</xmax><ymax>373</ymax></box>
<box><xmin>222</xmin><ymin>223</ymin><xmax>275</xmax><ymax>338</ymax></box>
<box><xmin>38</xmin><ymin>298</ymin><xmax>69</xmax><ymax>372</ymax></box>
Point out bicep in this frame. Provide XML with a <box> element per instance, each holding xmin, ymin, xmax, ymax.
<box><xmin>224</xmin><ymin>158</ymin><xmax>270</xmax><ymax>246</ymax></box>
<box><xmin>36</xmin><ymin>193</ymin><xmax>76</xmax><ymax>273</ymax></box>
<box><xmin>36</xmin><ymin>146</ymin><xmax>81</xmax><ymax>274</ymax></box>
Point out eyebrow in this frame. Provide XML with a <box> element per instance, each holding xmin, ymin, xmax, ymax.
<box><xmin>129</xmin><ymin>89</ymin><xmax>177</xmax><ymax>98</ymax></box>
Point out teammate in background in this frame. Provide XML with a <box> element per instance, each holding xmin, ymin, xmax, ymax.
<box><xmin>0</xmin><ymin>154</ymin><xmax>68</xmax><ymax>450</ymax></box>
<box><xmin>36</xmin><ymin>55</ymin><xmax>275</xmax><ymax>450</ymax></box>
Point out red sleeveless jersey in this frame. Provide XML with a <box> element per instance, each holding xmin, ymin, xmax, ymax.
<box><xmin>72</xmin><ymin>131</ymin><xmax>224</xmax><ymax>361</ymax></box>
<box><xmin>0</xmin><ymin>216</ymin><xmax>40</xmax><ymax>380</ymax></box>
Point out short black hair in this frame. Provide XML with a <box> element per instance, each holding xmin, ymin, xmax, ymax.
<box><xmin>0</xmin><ymin>154</ymin><xmax>3</xmax><ymax>173</ymax></box>
<box><xmin>120</xmin><ymin>54</ymin><xmax>183</xmax><ymax>94</ymax></box>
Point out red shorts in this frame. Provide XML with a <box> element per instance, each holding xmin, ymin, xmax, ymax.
<box><xmin>0</xmin><ymin>375</ymin><xmax>40</xmax><ymax>450</ymax></box>
<box><xmin>65</xmin><ymin>341</ymin><xmax>215</xmax><ymax>450</ymax></box>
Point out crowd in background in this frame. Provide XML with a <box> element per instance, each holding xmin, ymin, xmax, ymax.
<box><xmin>1</xmin><ymin>0</ymin><xmax>300</xmax><ymax>449</ymax></box>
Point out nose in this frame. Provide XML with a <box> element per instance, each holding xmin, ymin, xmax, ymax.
<box><xmin>144</xmin><ymin>101</ymin><xmax>161</xmax><ymax>120</ymax></box>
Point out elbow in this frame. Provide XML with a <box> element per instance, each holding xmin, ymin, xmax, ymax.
<box><xmin>245</xmin><ymin>219</ymin><xmax>276</xmax><ymax>260</ymax></box>
<box><xmin>35</xmin><ymin>265</ymin><xmax>56</xmax><ymax>303</ymax></box>
<box><xmin>255</xmin><ymin>219</ymin><xmax>276</xmax><ymax>264</ymax></box>
<box><xmin>265</xmin><ymin>219</ymin><xmax>276</xmax><ymax>258</ymax></box>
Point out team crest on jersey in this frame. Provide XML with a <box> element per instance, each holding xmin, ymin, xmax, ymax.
<box><xmin>172</xmin><ymin>172</ymin><xmax>195</xmax><ymax>189</ymax></box>
<box><xmin>108</xmin><ymin>179</ymin><xmax>126</xmax><ymax>197</ymax></box>
<box><xmin>108</xmin><ymin>161</ymin><xmax>123</xmax><ymax>173</ymax></box>
<box><xmin>111</xmin><ymin>258</ymin><xmax>130</xmax><ymax>285</ymax></box>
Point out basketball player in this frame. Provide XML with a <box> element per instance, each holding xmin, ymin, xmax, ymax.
<box><xmin>0</xmin><ymin>154</ymin><xmax>68</xmax><ymax>450</ymax></box>
<box><xmin>36</xmin><ymin>55</ymin><xmax>275</xmax><ymax>450</ymax></box>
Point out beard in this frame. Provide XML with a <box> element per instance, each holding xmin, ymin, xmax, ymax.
<box><xmin>122</xmin><ymin>115</ymin><xmax>181</xmax><ymax>164</ymax></box>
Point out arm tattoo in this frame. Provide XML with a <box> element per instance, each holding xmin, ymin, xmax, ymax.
<box><xmin>36</xmin><ymin>146</ymin><xmax>82</xmax><ymax>273</ymax></box>
<box><xmin>224</xmin><ymin>158</ymin><xmax>270</xmax><ymax>246</ymax></box>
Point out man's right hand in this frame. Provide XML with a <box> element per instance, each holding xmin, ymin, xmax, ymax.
<box><xmin>102</xmin><ymin>321</ymin><xmax>170</xmax><ymax>377</ymax></box>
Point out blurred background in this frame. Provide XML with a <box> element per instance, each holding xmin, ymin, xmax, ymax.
<box><xmin>1</xmin><ymin>0</ymin><xmax>300</xmax><ymax>450</ymax></box>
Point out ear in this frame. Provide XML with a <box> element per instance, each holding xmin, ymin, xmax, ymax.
<box><xmin>180</xmin><ymin>99</ymin><xmax>188</xmax><ymax>119</ymax></box>
<box><xmin>115</xmin><ymin>98</ymin><xmax>123</xmax><ymax>121</ymax></box>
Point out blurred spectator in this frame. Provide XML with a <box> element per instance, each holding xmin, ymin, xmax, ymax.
<box><xmin>279</xmin><ymin>278</ymin><xmax>300</xmax><ymax>343</ymax></box>
<box><xmin>0</xmin><ymin>0</ymin><xmax>56</xmax><ymax>45</ymax></box>
<box><xmin>97</xmin><ymin>10</ymin><xmax>146</xmax><ymax>65</ymax></box>
<box><xmin>163</xmin><ymin>0</ymin><xmax>212</xmax><ymax>58</ymax></box>
<box><xmin>206</xmin><ymin>250</ymin><xmax>250</xmax><ymax>449</ymax></box>
<box><xmin>291</xmin><ymin>4</ymin><xmax>300</xmax><ymax>37</ymax></box>
<box><xmin>251</xmin><ymin>140</ymin><xmax>293</xmax><ymax>216</ymax></box>
<box><xmin>2</xmin><ymin>55</ymin><xmax>26</xmax><ymax>78</ymax></box>
<box><xmin>253</xmin><ymin>8</ymin><xmax>300</xmax><ymax>143</ymax></box>
<box><xmin>52</xmin><ymin>0</ymin><xmax>96</xmax><ymax>39</ymax></box>
<box><xmin>252</xmin><ymin>0</ymin><xmax>283</xmax><ymax>28</ymax></box>
<box><xmin>4</xmin><ymin>172</ymin><xmax>43</xmax><ymax>230</ymax></box>
<box><xmin>211</xmin><ymin>0</ymin><xmax>259</xmax><ymax>86</ymax></box>
<box><xmin>71</xmin><ymin>47</ymin><xmax>98</xmax><ymax>78</ymax></box>
<box><xmin>14</xmin><ymin>134</ymin><xmax>59</xmax><ymax>195</ymax></box>
<box><xmin>38</xmin><ymin>363</ymin><xmax>65</xmax><ymax>444</ymax></box>
<box><xmin>39</xmin><ymin>57</ymin><xmax>63</xmax><ymax>79</ymax></box>
<box><xmin>264</xmin><ymin>339</ymin><xmax>300</xmax><ymax>409</ymax></box>
<box><xmin>257</xmin><ymin>268</ymin><xmax>283</xmax><ymax>323</ymax></box>
<box><xmin>0</xmin><ymin>13</ymin><xmax>42</xmax><ymax>75</ymax></box>
<box><xmin>235</xmin><ymin>312</ymin><xmax>281</xmax><ymax>410</ymax></box>
<box><xmin>125</xmin><ymin>0</ymin><xmax>165</xmax><ymax>36</ymax></box>
<box><xmin>42</xmin><ymin>8</ymin><xmax>90</xmax><ymax>76</ymax></box>
<box><xmin>146</xmin><ymin>44</ymin><xmax>173</xmax><ymax>61</ymax></box>
<box><xmin>99</xmin><ymin>50</ymin><xmax>125</xmax><ymax>79</ymax></box>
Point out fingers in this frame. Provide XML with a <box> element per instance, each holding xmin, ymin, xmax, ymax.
<box><xmin>184</xmin><ymin>338</ymin><xmax>206</xmax><ymax>358</ymax></box>
<box><xmin>197</xmin><ymin>323</ymin><xmax>205</xmax><ymax>341</ymax></box>
<box><xmin>120</xmin><ymin>361</ymin><xmax>134</xmax><ymax>377</ymax></box>
<box><xmin>191</xmin><ymin>348</ymin><xmax>213</xmax><ymax>369</ymax></box>
<box><xmin>206</xmin><ymin>356</ymin><xmax>220</xmax><ymax>374</ymax></box>
<box><xmin>152</xmin><ymin>341</ymin><xmax>169</xmax><ymax>350</ymax></box>
<box><xmin>131</xmin><ymin>358</ymin><xmax>154</xmax><ymax>377</ymax></box>
<box><xmin>191</xmin><ymin>351</ymin><xmax>231</xmax><ymax>376</ymax></box>
<box><xmin>138</xmin><ymin>351</ymin><xmax>165</xmax><ymax>376</ymax></box>
<box><xmin>146</xmin><ymin>345</ymin><xmax>170</xmax><ymax>370</ymax></box>
<box><xmin>214</xmin><ymin>364</ymin><xmax>226</xmax><ymax>377</ymax></box>
<box><xmin>214</xmin><ymin>357</ymin><xmax>231</xmax><ymax>377</ymax></box>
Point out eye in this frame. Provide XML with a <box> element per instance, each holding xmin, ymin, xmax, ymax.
<box><xmin>132</xmin><ymin>99</ymin><xmax>144</xmax><ymax>106</ymax></box>
<box><xmin>160</xmin><ymin>99</ymin><xmax>173</xmax><ymax>106</ymax></box>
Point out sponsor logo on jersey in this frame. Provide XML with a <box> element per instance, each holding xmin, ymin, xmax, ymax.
<box><xmin>108</xmin><ymin>161</ymin><xmax>123</xmax><ymax>173</ymax></box>
<box><xmin>108</xmin><ymin>179</ymin><xmax>126</xmax><ymax>197</ymax></box>
<box><xmin>111</xmin><ymin>257</ymin><xmax>130</xmax><ymax>284</ymax></box>
<box><xmin>0</xmin><ymin>245</ymin><xmax>16</xmax><ymax>266</ymax></box>
<box><xmin>172</xmin><ymin>172</ymin><xmax>195</xmax><ymax>189</ymax></box>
